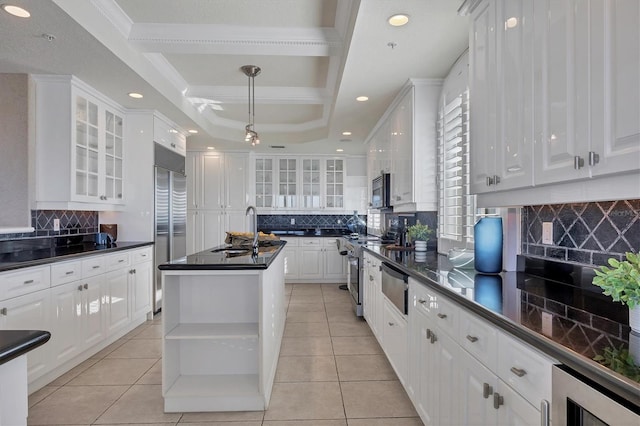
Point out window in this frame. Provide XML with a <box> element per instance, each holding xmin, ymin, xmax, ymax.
<box><xmin>438</xmin><ymin>88</ymin><xmax>476</xmax><ymax>245</ymax></box>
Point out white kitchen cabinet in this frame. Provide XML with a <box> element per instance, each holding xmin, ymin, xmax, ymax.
<box><xmin>154</xmin><ymin>114</ymin><xmax>186</xmax><ymax>156</ymax></box>
<box><xmin>322</xmin><ymin>237</ymin><xmax>346</xmax><ymax>281</ymax></box>
<box><xmin>0</xmin><ymin>289</ymin><xmax>51</xmax><ymax>383</ymax></box>
<box><xmin>104</xmin><ymin>269</ymin><xmax>130</xmax><ymax>335</ymax></box>
<box><xmin>363</xmin><ymin>253</ymin><xmax>382</xmax><ymax>341</ymax></box>
<box><xmin>31</xmin><ymin>75</ymin><xmax>126</xmax><ymax>210</ymax></box>
<box><xmin>285</xmin><ymin>237</ymin><xmax>346</xmax><ymax>283</ymax></box>
<box><xmin>279</xmin><ymin>238</ymin><xmax>300</xmax><ymax>280</ymax></box>
<box><xmin>278</xmin><ymin>158</ymin><xmax>299</xmax><ymax>209</ymax></box>
<box><xmin>301</xmin><ymin>157</ymin><xmax>345</xmax><ymax>210</ymax></box>
<box><xmin>78</xmin><ymin>276</ymin><xmax>106</xmax><ymax>350</ymax></box>
<box><xmin>382</xmin><ymin>297</ymin><xmax>408</xmax><ymax>386</ymax></box>
<box><xmin>130</xmin><ymin>253</ymin><xmax>153</xmax><ymax>319</ymax></box>
<box><xmin>298</xmin><ymin>238</ymin><xmax>324</xmax><ymax>280</ymax></box>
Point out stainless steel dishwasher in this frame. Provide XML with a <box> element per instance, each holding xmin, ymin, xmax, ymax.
<box><xmin>381</xmin><ymin>262</ymin><xmax>409</xmax><ymax>315</ymax></box>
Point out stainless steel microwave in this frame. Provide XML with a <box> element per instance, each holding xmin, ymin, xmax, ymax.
<box><xmin>371</xmin><ymin>173</ymin><xmax>391</xmax><ymax>209</ymax></box>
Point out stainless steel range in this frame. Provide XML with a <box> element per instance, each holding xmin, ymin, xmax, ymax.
<box><xmin>340</xmin><ymin>236</ymin><xmax>383</xmax><ymax>317</ymax></box>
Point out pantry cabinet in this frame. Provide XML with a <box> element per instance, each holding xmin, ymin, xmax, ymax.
<box><xmin>31</xmin><ymin>75</ymin><xmax>126</xmax><ymax>210</ymax></box>
<box><xmin>466</xmin><ymin>0</ymin><xmax>640</xmax><ymax>201</ymax></box>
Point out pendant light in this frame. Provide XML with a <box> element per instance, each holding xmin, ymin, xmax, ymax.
<box><xmin>241</xmin><ymin>65</ymin><xmax>261</xmax><ymax>146</ymax></box>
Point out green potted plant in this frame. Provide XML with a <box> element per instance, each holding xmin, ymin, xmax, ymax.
<box><xmin>593</xmin><ymin>345</ymin><xmax>640</xmax><ymax>382</ymax></box>
<box><xmin>407</xmin><ymin>221</ymin><xmax>433</xmax><ymax>252</ymax></box>
<box><xmin>592</xmin><ymin>252</ymin><xmax>640</xmax><ymax>332</ymax></box>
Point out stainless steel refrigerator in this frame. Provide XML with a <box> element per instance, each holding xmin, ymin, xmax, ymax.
<box><xmin>154</xmin><ymin>143</ymin><xmax>186</xmax><ymax>313</ymax></box>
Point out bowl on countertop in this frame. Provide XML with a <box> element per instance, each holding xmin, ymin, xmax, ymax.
<box><xmin>447</xmin><ymin>248</ymin><xmax>475</xmax><ymax>269</ymax></box>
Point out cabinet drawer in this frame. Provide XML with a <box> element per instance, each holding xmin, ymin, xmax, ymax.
<box><xmin>104</xmin><ymin>252</ymin><xmax>130</xmax><ymax>272</ymax></box>
<box><xmin>300</xmin><ymin>238</ymin><xmax>322</xmax><ymax>247</ymax></box>
<box><xmin>131</xmin><ymin>247</ymin><xmax>152</xmax><ymax>264</ymax></box>
<box><xmin>0</xmin><ymin>266</ymin><xmax>51</xmax><ymax>300</ymax></box>
<box><xmin>431</xmin><ymin>292</ymin><xmax>459</xmax><ymax>337</ymax></box>
<box><xmin>279</xmin><ymin>237</ymin><xmax>299</xmax><ymax>247</ymax></box>
<box><xmin>82</xmin><ymin>256</ymin><xmax>105</xmax><ymax>278</ymax></box>
<box><xmin>51</xmin><ymin>261</ymin><xmax>82</xmax><ymax>286</ymax></box>
<box><xmin>497</xmin><ymin>331</ymin><xmax>555</xmax><ymax>406</ymax></box>
<box><xmin>459</xmin><ymin>308</ymin><xmax>498</xmax><ymax>372</ymax></box>
<box><xmin>409</xmin><ymin>278</ymin><xmax>436</xmax><ymax>319</ymax></box>
<box><xmin>322</xmin><ymin>237</ymin><xmax>340</xmax><ymax>247</ymax></box>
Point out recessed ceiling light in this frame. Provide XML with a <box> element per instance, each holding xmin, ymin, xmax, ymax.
<box><xmin>188</xmin><ymin>129</ymin><xmax>198</xmax><ymax>134</ymax></box>
<box><xmin>128</xmin><ymin>92</ymin><xmax>143</xmax><ymax>99</ymax></box>
<box><xmin>388</xmin><ymin>14</ymin><xmax>409</xmax><ymax>27</ymax></box>
<box><xmin>356</xmin><ymin>96</ymin><xmax>369</xmax><ymax>102</ymax></box>
<box><xmin>207</xmin><ymin>146</ymin><xmax>215</xmax><ymax>150</ymax></box>
<box><xmin>336</xmin><ymin>149</ymin><xmax>344</xmax><ymax>152</ymax></box>
<box><xmin>2</xmin><ymin>4</ymin><xmax>30</xmax><ymax>18</ymax></box>
<box><xmin>342</xmin><ymin>131</ymin><xmax>352</xmax><ymax>136</ymax></box>
<box><xmin>506</xmin><ymin>17</ymin><xmax>518</xmax><ymax>29</ymax></box>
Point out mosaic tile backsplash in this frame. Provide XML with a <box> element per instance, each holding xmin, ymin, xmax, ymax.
<box><xmin>258</xmin><ymin>214</ymin><xmax>366</xmax><ymax>231</ymax></box>
<box><xmin>522</xmin><ymin>199</ymin><xmax>640</xmax><ymax>266</ymax></box>
<box><xmin>0</xmin><ymin>210</ymin><xmax>99</xmax><ymax>240</ymax></box>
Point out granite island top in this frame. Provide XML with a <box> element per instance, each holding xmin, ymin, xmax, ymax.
<box><xmin>158</xmin><ymin>241</ymin><xmax>287</xmax><ymax>270</ymax></box>
<box><xmin>362</xmin><ymin>244</ymin><xmax>639</xmax><ymax>407</ymax></box>
<box><xmin>0</xmin><ymin>330</ymin><xmax>51</xmax><ymax>365</ymax></box>
<box><xmin>0</xmin><ymin>236</ymin><xmax>153</xmax><ymax>273</ymax></box>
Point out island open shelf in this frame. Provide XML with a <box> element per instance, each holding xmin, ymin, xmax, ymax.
<box><xmin>160</xmin><ymin>252</ymin><xmax>285</xmax><ymax>413</ymax></box>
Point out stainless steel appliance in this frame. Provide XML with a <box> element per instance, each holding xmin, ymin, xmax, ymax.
<box><xmin>371</xmin><ymin>173</ymin><xmax>391</xmax><ymax>209</ymax></box>
<box><xmin>381</xmin><ymin>261</ymin><xmax>409</xmax><ymax>314</ymax></box>
<box><xmin>340</xmin><ymin>237</ymin><xmax>363</xmax><ymax>316</ymax></box>
<box><xmin>154</xmin><ymin>143</ymin><xmax>187</xmax><ymax>313</ymax></box>
<box><xmin>552</xmin><ymin>365</ymin><xmax>639</xmax><ymax>425</ymax></box>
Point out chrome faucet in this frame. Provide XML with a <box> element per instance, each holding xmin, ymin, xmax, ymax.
<box><xmin>245</xmin><ymin>205</ymin><xmax>259</xmax><ymax>255</ymax></box>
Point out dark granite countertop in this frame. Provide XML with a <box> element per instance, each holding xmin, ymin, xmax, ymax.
<box><xmin>0</xmin><ymin>239</ymin><xmax>153</xmax><ymax>273</ymax></box>
<box><xmin>362</xmin><ymin>244</ymin><xmax>640</xmax><ymax>407</ymax></box>
<box><xmin>0</xmin><ymin>330</ymin><xmax>51</xmax><ymax>365</ymax></box>
<box><xmin>158</xmin><ymin>241</ymin><xmax>287</xmax><ymax>270</ymax></box>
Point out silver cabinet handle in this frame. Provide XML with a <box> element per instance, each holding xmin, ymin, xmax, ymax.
<box><xmin>486</xmin><ymin>176</ymin><xmax>493</xmax><ymax>186</ymax></box>
<box><xmin>369</xmin><ymin>275</ymin><xmax>373</xmax><ymax>281</ymax></box>
<box><xmin>493</xmin><ymin>392</ymin><xmax>504</xmax><ymax>409</ymax></box>
<box><xmin>426</xmin><ymin>328</ymin><xmax>432</xmax><ymax>340</ymax></box>
<box><xmin>129</xmin><ymin>269</ymin><xmax>135</xmax><ymax>274</ymax></box>
<box><xmin>65</xmin><ymin>271</ymin><xmax>74</xmax><ymax>275</ymax></box>
<box><xmin>118</xmin><ymin>259</ymin><xmax>125</xmax><ymax>263</ymax></box>
<box><xmin>466</xmin><ymin>335</ymin><xmax>478</xmax><ymax>343</ymax></box>
<box><xmin>78</xmin><ymin>285</ymin><xmax>83</xmax><ymax>291</ymax></box>
<box><xmin>0</xmin><ymin>308</ymin><xmax>7</xmax><ymax>316</ymax></box>
<box><xmin>170</xmin><ymin>142</ymin><xmax>176</xmax><ymax>148</ymax></box>
<box><xmin>540</xmin><ymin>400</ymin><xmax>550</xmax><ymax>426</ymax></box>
<box><xmin>493</xmin><ymin>175</ymin><xmax>500</xmax><ymax>185</ymax></box>
<box><xmin>141</xmin><ymin>254</ymin><xmax>147</xmax><ymax>257</ymax></box>
<box><xmin>574</xmin><ymin>155</ymin><xmax>585</xmax><ymax>169</ymax></box>
<box><xmin>437</xmin><ymin>313</ymin><xmax>447</xmax><ymax>319</ymax></box>
<box><xmin>483</xmin><ymin>383</ymin><xmax>493</xmax><ymax>399</ymax></box>
<box><xmin>510</xmin><ymin>367</ymin><xmax>527</xmax><ymax>377</ymax></box>
<box><xmin>418</xmin><ymin>299</ymin><xmax>427</xmax><ymax>305</ymax></box>
<box><xmin>132</xmin><ymin>269</ymin><xmax>136</xmax><ymax>274</ymax></box>
<box><xmin>83</xmin><ymin>283</ymin><xmax>89</xmax><ymax>290</ymax></box>
<box><xmin>388</xmin><ymin>322</ymin><xmax>395</xmax><ymax>326</ymax></box>
<box><xmin>588</xmin><ymin>151</ymin><xmax>600</xmax><ymax>166</ymax></box>
<box><xmin>23</xmin><ymin>279</ymin><xmax>34</xmax><ymax>285</ymax></box>
<box><xmin>92</xmin><ymin>265</ymin><xmax>100</xmax><ymax>269</ymax></box>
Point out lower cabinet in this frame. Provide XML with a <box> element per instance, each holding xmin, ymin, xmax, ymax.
<box><xmin>363</xmin><ymin>253</ymin><xmax>382</xmax><ymax>341</ymax></box>
<box><xmin>283</xmin><ymin>237</ymin><xmax>347</xmax><ymax>283</ymax></box>
<box><xmin>381</xmin><ymin>297</ymin><xmax>408</xmax><ymax>386</ymax></box>
<box><xmin>0</xmin><ymin>245</ymin><xmax>153</xmax><ymax>392</ymax></box>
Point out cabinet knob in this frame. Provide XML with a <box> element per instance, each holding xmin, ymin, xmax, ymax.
<box><xmin>78</xmin><ymin>285</ymin><xmax>83</xmax><ymax>291</ymax></box>
<box><xmin>83</xmin><ymin>283</ymin><xmax>89</xmax><ymax>290</ymax></box>
<box><xmin>510</xmin><ymin>367</ymin><xmax>527</xmax><ymax>377</ymax></box>
<box><xmin>171</xmin><ymin>142</ymin><xmax>176</xmax><ymax>148</ymax></box>
<box><xmin>493</xmin><ymin>392</ymin><xmax>504</xmax><ymax>409</ymax></box>
<box><xmin>588</xmin><ymin>151</ymin><xmax>600</xmax><ymax>166</ymax></box>
<box><xmin>388</xmin><ymin>322</ymin><xmax>395</xmax><ymax>326</ymax></box>
<box><xmin>574</xmin><ymin>155</ymin><xmax>585</xmax><ymax>170</ymax></box>
<box><xmin>466</xmin><ymin>335</ymin><xmax>478</xmax><ymax>343</ymax></box>
<box><xmin>483</xmin><ymin>383</ymin><xmax>493</xmax><ymax>399</ymax></box>
<box><xmin>0</xmin><ymin>307</ymin><xmax>7</xmax><ymax>316</ymax></box>
<box><xmin>93</xmin><ymin>265</ymin><xmax>100</xmax><ymax>269</ymax></box>
<box><xmin>23</xmin><ymin>279</ymin><xmax>34</xmax><ymax>285</ymax></box>
<box><xmin>418</xmin><ymin>299</ymin><xmax>427</xmax><ymax>305</ymax></box>
<box><xmin>493</xmin><ymin>175</ymin><xmax>500</xmax><ymax>185</ymax></box>
<box><xmin>437</xmin><ymin>313</ymin><xmax>447</xmax><ymax>319</ymax></box>
<box><xmin>65</xmin><ymin>271</ymin><xmax>75</xmax><ymax>275</ymax></box>
<box><xmin>486</xmin><ymin>176</ymin><xmax>493</xmax><ymax>186</ymax></box>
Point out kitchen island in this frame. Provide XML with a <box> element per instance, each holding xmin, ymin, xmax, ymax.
<box><xmin>158</xmin><ymin>241</ymin><xmax>286</xmax><ymax>412</ymax></box>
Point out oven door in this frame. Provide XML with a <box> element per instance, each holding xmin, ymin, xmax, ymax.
<box><xmin>347</xmin><ymin>254</ymin><xmax>362</xmax><ymax>316</ymax></box>
<box><xmin>552</xmin><ymin>366</ymin><xmax>639</xmax><ymax>425</ymax></box>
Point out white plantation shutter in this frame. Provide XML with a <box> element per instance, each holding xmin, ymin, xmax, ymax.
<box><xmin>438</xmin><ymin>89</ymin><xmax>476</xmax><ymax>243</ymax></box>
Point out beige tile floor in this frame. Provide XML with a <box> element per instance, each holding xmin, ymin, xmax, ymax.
<box><xmin>28</xmin><ymin>283</ymin><xmax>423</xmax><ymax>426</ymax></box>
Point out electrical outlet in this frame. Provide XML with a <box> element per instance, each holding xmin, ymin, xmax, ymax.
<box><xmin>290</xmin><ymin>218</ymin><xmax>295</xmax><ymax>225</ymax></box>
<box><xmin>53</xmin><ymin>218</ymin><xmax>60</xmax><ymax>231</ymax></box>
<box><xmin>542</xmin><ymin>222</ymin><xmax>553</xmax><ymax>245</ymax></box>
<box><xmin>542</xmin><ymin>312</ymin><xmax>553</xmax><ymax>337</ymax></box>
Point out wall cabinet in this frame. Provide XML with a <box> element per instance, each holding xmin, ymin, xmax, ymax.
<box><xmin>154</xmin><ymin>114</ymin><xmax>186</xmax><ymax>156</ymax></box>
<box><xmin>0</xmin><ymin>246</ymin><xmax>153</xmax><ymax>392</ymax></box>
<box><xmin>186</xmin><ymin>151</ymin><xmax>250</xmax><ymax>253</ymax></box>
<box><xmin>365</xmin><ymin>80</ymin><xmax>441</xmax><ymax>213</ymax></box>
<box><xmin>467</xmin><ymin>0</ymin><xmax>640</xmax><ymax>199</ymax></box>
<box><xmin>31</xmin><ymin>75</ymin><xmax>126</xmax><ymax>210</ymax></box>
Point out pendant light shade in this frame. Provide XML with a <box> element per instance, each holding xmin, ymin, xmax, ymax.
<box><xmin>241</xmin><ymin>65</ymin><xmax>261</xmax><ymax>146</ymax></box>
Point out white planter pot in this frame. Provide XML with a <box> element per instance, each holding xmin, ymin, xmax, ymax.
<box><xmin>414</xmin><ymin>241</ymin><xmax>427</xmax><ymax>252</ymax></box>
<box><xmin>630</xmin><ymin>305</ymin><xmax>640</xmax><ymax>333</ymax></box>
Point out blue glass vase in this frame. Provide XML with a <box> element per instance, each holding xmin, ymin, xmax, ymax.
<box><xmin>474</xmin><ymin>216</ymin><xmax>503</xmax><ymax>273</ymax></box>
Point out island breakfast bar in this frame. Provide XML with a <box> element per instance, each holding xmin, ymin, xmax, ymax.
<box><xmin>158</xmin><ymin>242</ymin><xmax>286</xmax><ymax>412</ymax></box>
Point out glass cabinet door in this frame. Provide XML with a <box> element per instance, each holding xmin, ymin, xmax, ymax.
<box><xmin>104</xmin><ymin>110</ymin><xmax>124</xmax><ymax>200</ymax></box>
<box><xmin>325</xmin><ymin>159</ymin><xmax>344</xmax><ymax>208</ymax></box>
<box><xmin>75</xmin><ymin>95</ymin><xmax>99</xmax><ymax>198</ymax></box>
<box><xmin>302</xmin><ymin>159</ymin><xmax>321</xmax><ymax>208</ymax></box>
<box><xmin>278</xmin><ymin>158</ymin><xmax>297</xmax><ymax>208</ymax></box>
<box><xmin>255</xmin><ymin>158</ymin><xmax>274</xmax><ymax>208</ymax></box>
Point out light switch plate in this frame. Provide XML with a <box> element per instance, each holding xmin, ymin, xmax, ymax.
<box><xmin>542</xmin><ymin>222</ymin><xmax>553</xmax><ymax>245</ymax></box>
<box><xmin>53</xmin><ymin>218</ymin><xmax>60</xmax><ymax>231</ymax></box>
<box><xmin>542</xmin><ymin>312</ymin><xmax>553</xmax><ymax>337</ymax></box>
<box><xmin>290</xmin><ymin>218</ymin><xmax>295</xmax><ymax>225</ymax></box>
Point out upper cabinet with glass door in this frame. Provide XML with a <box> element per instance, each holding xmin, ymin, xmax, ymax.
<box><xmin>31</xmin><ymin>75</ymin><xmax>126</xmax><ymax>210</ymax></box>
